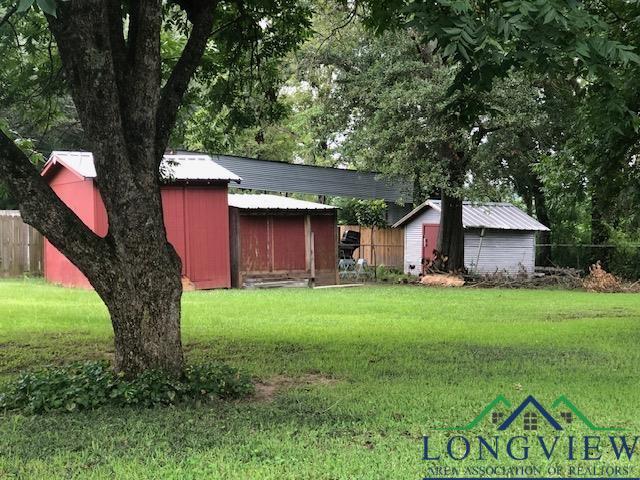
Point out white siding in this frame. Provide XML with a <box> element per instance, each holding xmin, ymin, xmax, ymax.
<box><xmin>402</xmin><ymin>209</ymin><xmax>537</xmax><ymax>276</ymax></box>
<box><xmin>464</xmin><ymin>229</ymin><xmax>536</xmax><ymax>275</ymax></box>
<box><xmin>403</xmin><ymin>208</ymin><xmax>441</xmax><ymax>275</ymax></box>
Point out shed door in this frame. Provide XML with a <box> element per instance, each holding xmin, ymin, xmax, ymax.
<box><xmin>422</xmin><ymin>223</ymin><xmax>440</xmax><ymax>265</ymax></box>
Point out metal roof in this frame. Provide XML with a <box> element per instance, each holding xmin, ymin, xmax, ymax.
<box><xmin>392</xmin><ymin>199</ymin><xmax>550</xmax><ymax>231</ymax></box>
<box><xmin>228</xmin><ymin>194</ymin><xmax>336</xmax><ymax>211</ymax></box>
<box><xmin>212</xmin><ymin>154</ymin><xmax>413</xmax><ymax>203</ymax></box>
<box><xmin>44</xmin><ymin>151</ymin><xmax>241</xmax><ymax>183</ymax></box>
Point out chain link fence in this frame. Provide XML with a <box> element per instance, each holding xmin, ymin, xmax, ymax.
<box><xmin>536</xmin><ymin>244</ymin><xmax>640</xmax><ymax>280</ymax></box>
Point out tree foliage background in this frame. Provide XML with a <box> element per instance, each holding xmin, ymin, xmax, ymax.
<box><xmin>1</xmin><ymin>0</ymin><xmax>639</xmax><ymax>276</ymax></box>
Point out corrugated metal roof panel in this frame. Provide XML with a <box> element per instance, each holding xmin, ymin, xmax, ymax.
<box><xmin>161</xmin><ymin>154</ymin><xmax>241</xmax><ymax>182</ymax></box>
<box><xmin>228</xmin><ymin>194</ymin><xmax>336</xmax><ymax>211</ymax></box>
<box><xmin>46</xmin><ymin>151</ymin><xmax>241</xmax><ymax>182</ymax></box>
<box><xmin>49</xmin><ymin>151</ymin><xmax>97</xmax><ymax>178</ymax></box>
<box><xmin>393</xmin><ymin>199</ymin><xmax>549</xmax><ymax>231</ymax></box>
<box><xmin>213</xmin><ymin>154</ymin><xmax>413</xmax><ymax>203</ymax></box>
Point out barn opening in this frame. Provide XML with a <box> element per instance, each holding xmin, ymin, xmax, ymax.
<box><xmin>228</xmin><ymin>194</ymin><xmax>338</xmax><ymax>287</ymax></box>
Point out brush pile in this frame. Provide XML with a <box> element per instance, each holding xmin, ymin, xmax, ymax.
<box><xmin>582</xmin><ymin>262</ymin><xmax>622</xmax><ymax>293</ymax></box>
<box><xmin>464</xmin><ymin>262</ymin><xmax>640</xmax><ymax>292</ymax></box>
<box><xmin>465</xmin><ymin>269</ymin><xmax>583</xmax><ymax>289</ymax></box>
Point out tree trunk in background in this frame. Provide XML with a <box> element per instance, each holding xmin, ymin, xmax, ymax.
<box><xmin>436</xmin><ymin>191</ymin><xmax>464</xmax><ymax>272</ymax></box>
<box><xmin>434</xmin><ymin>144</ymin><xmax>466</xmax><ymax>272</ymax></box>
<box><xmin>413</xmin><ymin>168</ymin><xmax>426</xmax><ymax>205</ymax></box>
<box><xmin>533</xmin><ymin>179</ymin><xmax>552</xmax><ymax>266</ymax></box>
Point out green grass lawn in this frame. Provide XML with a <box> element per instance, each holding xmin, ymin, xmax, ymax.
<box><xmin>0</xmin><ymin>279</ymin><xmax>639</xmax><ymax>479</ymax></box>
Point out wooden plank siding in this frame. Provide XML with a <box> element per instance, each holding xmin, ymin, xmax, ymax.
<box><xmin>230</xmin><ymin>210</ymin><xmax>338</xmax><ymax>287</ymax></box>
<box><xmin>339</xmin><ymin>225</ymin><xmax>404</xmax><ymax>269</ymax></box>
<box><xmin>0</xmin><ymin>211</ymin><xmax>43</xmax><ymax>277</ymax></box>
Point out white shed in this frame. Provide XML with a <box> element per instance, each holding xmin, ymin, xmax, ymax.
<box><xmin>392</xmin><ymin>200</ymin><xmax>550</xmax><ymax>276</ymax></box>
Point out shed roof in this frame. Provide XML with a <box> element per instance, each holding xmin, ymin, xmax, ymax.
<box><xmin>392</xmin><ymin>199</ymin><xmax>549</xmax><ymax>231</ymax></box>
<box><xmin>228</xmin><ymin>194</ymin><xmax>336</xmax><ymax>211</ymax></box>
<box><xmin>43</xmin><ymin>151</ymin><xmax>242</xmax><ymax>183</ymax></box>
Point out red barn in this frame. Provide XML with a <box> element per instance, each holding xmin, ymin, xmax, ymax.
<box><xmin>41</xmin><ymin>151</ymin><xmax>241</xmax><ymax>289</ymax></box>
<box><xmin>228</xmin><ymin>194</ymin><xmax>338</xmax><ymax>287</ymax></box>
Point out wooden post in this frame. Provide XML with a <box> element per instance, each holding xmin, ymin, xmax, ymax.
<box><xmin>334</xmin><ymin>212</ymin><xmax>339</xmax><ymax>285</ymax></box>
<box><xmin>304</xmin><ymin>215</ymin><xmax>312</xmax><ymax>272</ymax></box>
<box><xmin>228</xmin><ymin>207</ymin><xmax>241</xmax><ymax>288</ymax></box>
<box><xmin>310</xmin><ymin>231</ymin><xmax>316</xmax><ymax>287</ymax></box>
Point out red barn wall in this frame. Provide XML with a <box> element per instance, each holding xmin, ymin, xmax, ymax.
<box><xmin>239</xmin><ymin>216</ymin><xmax>271</xmax><ymax>272</ymax></box>
<box><xmin>311</xmin><ymin>215</ymin><xmax>338</xmax><ymax>270</ymax></box>
<box><xmin>161</xmin><ymin>187</ymin><xmax>188</xmax><ymax>277</ymax></box>
<box><xmin>44</xmin><ymin>167</ymin><xmax>231</xmax><ymax>289</ymax></box>
<box><xmin>272</xmin><ymin>216</ymin><xmax>306</xmax><ymax>271</ymax></box>
<box><xmin>238</xmin><ymin>215</ymin><xmax>307</xmax><ymax>274</ymax></box>
<box><xmin>311</xmin><ymin>214</ymin><xmax>338</xmax><ymax>285</ymax></box>
<box><xmin>44</xmin><ymin>167</ymin><xmax>100</xmax><ymax>288</ymax></box>
<box><xmin>183</xmin><ymin>187</ymin><xmax>230</xmax><ymax>289</ymax></box>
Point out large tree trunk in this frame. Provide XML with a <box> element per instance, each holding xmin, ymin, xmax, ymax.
<box><xmin>435</xmin><ymin>144</ymin><xmax>466</xmax><ymax>272</ymax></box>
<box><xmin>0</xmin><ymin>0</ymin><xmax>218</xmax><ymax>377</ymax></box>
<box><xmin>436</xmin><ymin>190</ymin><xmax>464</xmax><ymax>272</ymax></box>
<box><xmin>86</xmin><ymin>162</ymin><xmax>185</xmax><ymax>376</ymax></box>
<box><xmin>100</xmin><ymin>254</ymin><xmax>184</xmax><ymax>376</ymax></box>
<box><xmin>47</xmin><ymin>1</ymin><xmax>187</xmax><ymax>376</ymax></box>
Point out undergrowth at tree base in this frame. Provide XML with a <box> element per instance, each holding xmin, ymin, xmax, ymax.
<box><xmin>0</xmin><ymin>361</ymin><xmax>254</xmax><ymax>414</ymax></box>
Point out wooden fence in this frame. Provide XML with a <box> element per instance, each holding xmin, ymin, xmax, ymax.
<box><xmin>0</xmin><ymin>211</ymin><xmax>44</xmax><ymax>277</ymax></box>
<box><xmin>339</xmin><ymin>225</ymin><xmax>404</xmax><ymax>268</ymax></box>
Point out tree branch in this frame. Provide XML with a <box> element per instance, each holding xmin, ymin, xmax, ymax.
<box><xmin>117</xmin><ymin>0</ymin><xmax>165</xmax><ymax>176</ymax></box>
<box><xmin>0</xmin><ymin>3</ymin><xmax>17</xmax><ymax>30</ymax></box>
<box><xmin>155</xmin><ymin>3</ymin><xmax>218</xmax><ymax>160</ymax></box>
<box><xmin>46</xmin><ymin>2</ymin><xmax>126</xmax><ymax>151</ymax></box>
<box><xmin>125</xmin><ymin>0</ymin><xmax>163</xmax><ymax>112</ymax></box>
<box><xmin>107</xmin><ymin>0</ymin><xmax>128</xmax><ymax>92</ymax></box>
<box><xmin>0</xmin><ymin>130</ymin><xmax>114</xmax><ymax>286</ymax></box>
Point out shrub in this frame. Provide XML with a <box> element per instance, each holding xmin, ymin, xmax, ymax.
<box><xmin>374</xmin><ymin>265</ymin><xmax>416</xmax><ymax>284</ymax></box>
<box><xmin>0</xmin><ymin>361</ymin><xmax>254</xmax><ymax>414</ymax></box>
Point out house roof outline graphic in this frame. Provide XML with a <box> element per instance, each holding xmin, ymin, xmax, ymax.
<box><xmin>551</xmin><ymin>395</ymin><xmax>623</xmax><ymax>431</ymax></box>
<box><xmin>437</xmin><ymin>395</ymin><xmax>512</xmax><ymax>431</ymax></box>
<box><xmin>498</xmin><ymin>395</ymin><xmax>563</xmax><ymax>431</ymax></box>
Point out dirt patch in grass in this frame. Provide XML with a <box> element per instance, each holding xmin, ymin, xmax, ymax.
<box><xmin>253</xmin><ymin>373</ymin><xmax>339</xmax><ymax>402</ymax></box>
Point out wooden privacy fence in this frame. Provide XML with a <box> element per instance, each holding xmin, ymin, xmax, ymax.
<box><xmin>0</xmin><ymin>211</ymin><xmax>43</xmax><ymax>277</ymax></box>
<box><xmin>339</xmin><ymin>225</ymin><xmax>404</xmax><ymax>268</ymax></box>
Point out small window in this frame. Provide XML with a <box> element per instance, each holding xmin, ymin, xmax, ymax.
<box><xmin>524</xmin><ymin>412</ymin><xmax>538</xmax><ymax>430</ymax></box>
<box><xmin>492</xmin><ymin>412</ymin><xmax>504</xmax><ymax>424</ymax></box>
<box><xmin>560</xmin><ymin>411</ymin><xmax>573</xmax><ymax>424</ymax></box>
